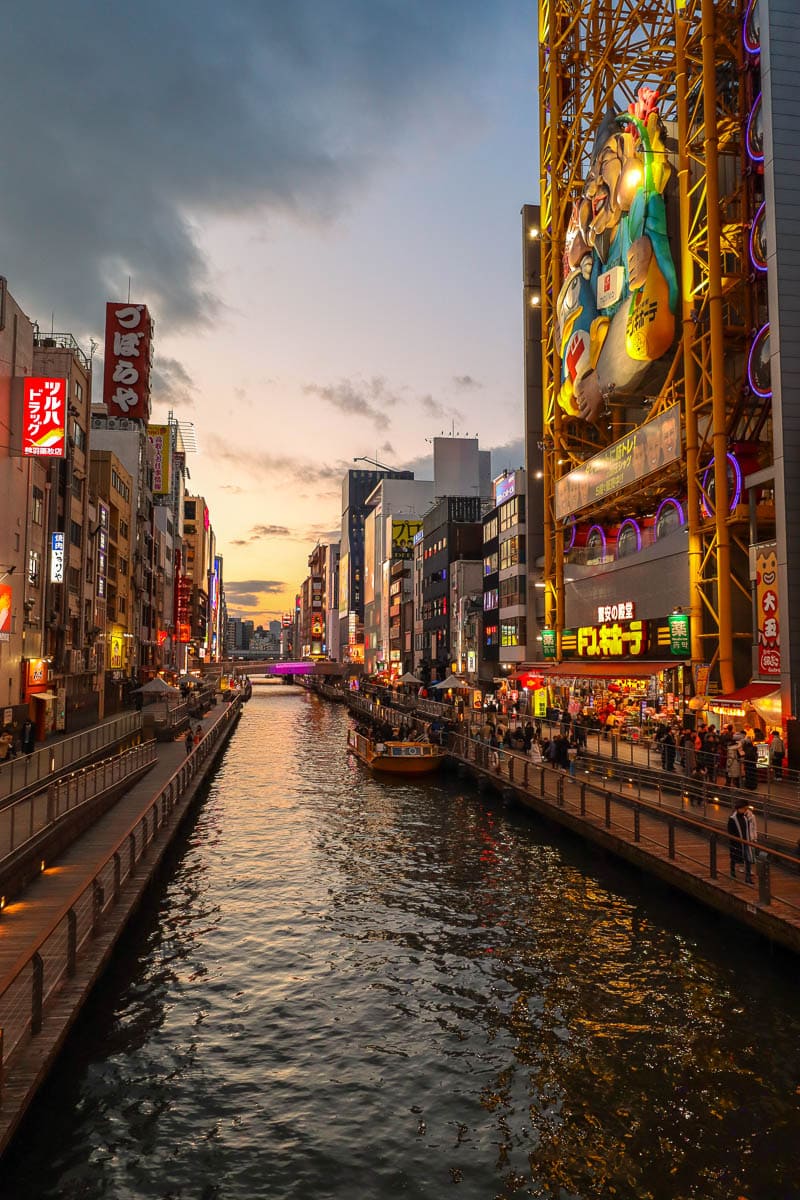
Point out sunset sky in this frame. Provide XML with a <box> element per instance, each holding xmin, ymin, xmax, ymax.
<box><xmin>3</xmin><ymin>1</ymin><xmax>536</xmax><ymax>623</ymax></box>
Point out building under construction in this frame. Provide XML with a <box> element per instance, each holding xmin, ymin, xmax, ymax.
<box><xmin>527</xmin><ymin>0</ymin><xmax>799</xmax><ymax>739</ymax></box>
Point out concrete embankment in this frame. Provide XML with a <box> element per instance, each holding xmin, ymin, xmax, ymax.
<box><xmin>0</xmin><ymin>695</ymin><xmax>244</xmax><ymax>1157</ymax></box>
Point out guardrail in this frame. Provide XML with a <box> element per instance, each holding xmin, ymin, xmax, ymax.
<box><xmin>0</xmin><ymin>741</ymin><xmax>158</xmax><ymax>871</ymax></box>
<box><xmin>0</xmin><ymin>696</ymin><xmax>242</xmax><ymax>1091</ymax></box>
<box><xmin>451</xmin><ymin>731</ymin><xmax>800</xmax><ymax>917</ymax></box>
<box><xmin>0</xmin><ymin>712</ymin><xmax>144</xmax><ymax>804</ymax></box>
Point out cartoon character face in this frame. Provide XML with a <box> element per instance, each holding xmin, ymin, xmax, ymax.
<box><xmin>580</xmin><ymin>125</ymin><xmax>644</xmax><ymax>254</ymax></box>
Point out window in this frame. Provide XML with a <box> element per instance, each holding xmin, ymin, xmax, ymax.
<box><xmin>118</xmin><ymin>595</ymin><xmax>126</xmax><ymax>614</ymax></box>
<box><xmin>501</xmin><ymin>618</ymin><xmax>526</xmax><ymax>647</ymax></box>
<box><xmin>68</xmin><ymin>566</ymin><xmax>80</xmax><ymax>591</ymax></box>
<box><xmin>484</xmin><ymin>623</ymin><xmax>498</xmax><ymax>647</ymax></box>
<box><xmin>32</xmin><ymin>486</ymin><xmax>44</xmax><ymax>525</ymax></box>
<box><xmin>120</xmin><ymin>520</ymin><xmax>129</xmax><ymax>540</ymax></box>
<box><xmin>484</xmin><ymin>515</ymin><xmax>498</xmax><ymax>541</ymax></box>
<box><xmin>499</xmin><ymin>496</ymin><xmax>524</xmax><ymax>533</ymax></box>
<box><xmin>71</xmin><ymin>474</ymin><xmax>83</xmax><ymax>500</ymax></box>
<box><xmin>72</xmin><ymin>422</ymin><xmax>86</xmax><ymax>451</ymax></box>
<box><xmin>500</xmin><ymin>575</ymin><xmax>525</xmax><ymax>606</ymax></box>
<box><xmin>500</xmin><ymin>536</ymin><xmax>525</xmax><ymax>570</ymax></box>
<box><xmin>70</xmin><ymin>520</ymin><xmax>82</xmax><ymax>548</ymax></box>
<box><xmin>483</xmin><ymin>551</ymin><xmax>498</xmax><ymax>576</ymax></box>
<box><xmin>185</xmin><ymin>500</ymin><xmax>196</xmax><ymax>519</ymax></box>
<box><xmin>484</xmin><ymin>588</ymin><xmax>499</xmax><ymax>611</ymax></box>
<box><xmin>28</xmin><ymin>548</ymin><xmax>40</xmax><ymax>587</ymax></box>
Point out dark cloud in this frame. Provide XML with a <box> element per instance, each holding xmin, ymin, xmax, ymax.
<box><xmin>489</xmin><ymin>436</ymin><xmax>525</xmax><ymax>476</ymax></box>
<box><xmin>228</xmin><ymin>594</ymin><xmax>260</xmax><ymax>607</ymax></box>
<box><xmin>250</xmin><ymin>524</ymin><xmax>291</xmax><ymax>538</ymax></box>
<box><xmin>420</xmin><ymin>394</ymin><xmax>464</xmax><ymax>423</ymax></box>
<box><xmin>226</xmin><ymin>580</ymin><xmax>285</xmax><ymax>594</ymax></box>
<box><xmin>453</xmin><ymin>375</ymin><xmax>482</xmax><ymax>391</ymax></box>
<box><xmin>304</xmin><ymin>377</ymin><xmax>398</xmax><ymax>430</ymax></box>
<box><xmin>0</xmin><ymin>1</ymin><xmax>517</xmax><ymax>336</ymax></box>
<box><xmin>206</xmin><ymin>433</ymin><xmax>346</xmax><ymax>484</ymax></box>
<box><xmin>150</xmin><ymin>356</ymin><xmax>195</xmax><ymax>410</ymax></box>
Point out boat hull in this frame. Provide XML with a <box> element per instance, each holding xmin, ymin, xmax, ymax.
<box><xmin>347</xmin><ymin>731</ymin><xmax>445</xmax><ymax>775</ymax></box>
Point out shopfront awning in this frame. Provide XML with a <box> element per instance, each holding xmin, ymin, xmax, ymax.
<box><xmin>523</xmin><ymin>661</ymin><xmax>679</xmax><ymax>680</ymax></box>
<box><xmin>32</xmin><ymin>690</ymin><xmax>57</xmax><ymax>701</ymax></box>
<box><xmin>709</xmin><ymin>683</ymin><xmax>779</xmax><ymax>705</ymax></box>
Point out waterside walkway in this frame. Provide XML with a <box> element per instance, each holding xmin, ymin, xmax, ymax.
<box><xmin>0</xmin><ymin>696</ymin><xmax>243</xmax><ymax>1156</ymax></box>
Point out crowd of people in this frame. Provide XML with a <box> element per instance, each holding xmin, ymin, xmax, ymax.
<box><xmin>653</xmin><ymin>721</ymin><xmax>785</xmax><ymax>793</ymax></box>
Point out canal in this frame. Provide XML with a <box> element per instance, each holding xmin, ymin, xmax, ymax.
<box><xmin>3</xmin><ymin>688</ymin><xmax>800</xmax><ymax>1199</ymax></box>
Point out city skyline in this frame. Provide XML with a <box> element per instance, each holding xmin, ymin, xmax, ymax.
<box><xmin>1</xmin><ymin>1</ymin><xmax>535</xmax><ymax>624</ymax></box>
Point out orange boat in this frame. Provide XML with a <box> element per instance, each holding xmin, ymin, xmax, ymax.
<box><xmin>347</xmin><ymin>729</ymin><xmax>446</xmax><ymax>776</ymax></box>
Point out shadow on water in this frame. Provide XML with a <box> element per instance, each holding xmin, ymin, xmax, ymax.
<box><xmin>2</xmin><ymin>691</ymin><xmax>800</xmax><ymax>1200</ymax></box>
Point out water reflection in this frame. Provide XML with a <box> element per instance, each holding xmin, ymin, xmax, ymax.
<box><xmin>3</xmin><ymin>689</ymin><xmax>800</xmax><ymax>1200</ymax></box>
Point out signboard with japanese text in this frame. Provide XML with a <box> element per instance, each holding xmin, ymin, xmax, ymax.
<box><xmin>755</xmin><ymin>543</ymin><xmax>780</xmax><ymax>675</ymax></box>
<box><xmin>103</xmin><ymin>302</ymin><xmax>153</xmax><ymax>421</ymax></box>
<box><xmin>22</xmin><ymin>378</ymin><xmax>66</xmax><ymax>457</ymax></box>
<box><xmin>391</xmin><ymin>519</ymin><xmax>422</xmax><ymax>561</ymax></box>
<box><xmin>147</xmin><ymin>424</ymin><xmax>171</xmax><ymax>495</ymax></box>
<box><xmin>668</xmin><ymin>612</ymin><xmax>691</xmax><ymax>657</ymax></box>
<box><xmin>597</xmin><ymin>601</ymin><xmax>635</xmax><ymax>624</ymax></box>
<box><xmin>554</xmin><ymin>404</ymin><xmax>682</xmax><ymax>520</ymax></box>
<box><xmin>0</xmin><ymin>583</ymin><xmax>11</xmax><ymax>642</ymax></box>
<box><xmin>561</xmin><ymin>619</ymin><xmax>648</xmax><ymax>659</ymax></box>
<box><xmin>494</xmin><ymin>474</ymin><xmax>516</xmax><ymax>506</ymax></box>
<box><xmin>176</xmin><ymin>574</ymin><xmax>192</xmax><ymax>643</ymax></box>
<box><xmin>541</xmin><ymin>628</ymin><xmax>557</xmax><ymax>659</ymax></box>
<box><xmin>50</xmin><ymin>532</ymin><xmax>65</xmax><ymax>583</ymax></box>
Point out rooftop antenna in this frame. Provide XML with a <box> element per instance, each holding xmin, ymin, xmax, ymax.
<box><xmin>127</xmin><ymin>276</ymin><xmax>131</xmax><ymax>302</ymax></box>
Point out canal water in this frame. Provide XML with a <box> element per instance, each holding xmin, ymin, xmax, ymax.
<box><xmin>3</xmin><ymin>688</ymin><xmax>800</xmax><ymax>1200</ymax></box>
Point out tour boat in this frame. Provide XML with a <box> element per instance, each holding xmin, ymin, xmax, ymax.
<box><xmin>347</xmin><ymin>728</ymin><xmax>446</xmax><ymax>775</ymax></box>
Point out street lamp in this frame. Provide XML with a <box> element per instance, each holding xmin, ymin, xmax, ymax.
<box><xmin>353</xmin><ymin>455</ymin><xmax>395</xmax><ymax>472</ymax></box>
<box><xmin>0</xmin><ymin>565</ymin><xmax>16</xmax><ymax>584</ymax></box>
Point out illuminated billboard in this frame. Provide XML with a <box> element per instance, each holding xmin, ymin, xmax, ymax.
<box><xmin>147</xmin><ymin>424</ymin><xmax>171</xmax><ymax>495</ymax></box>
<box><xmin>555</xmin><ymin>404</ymin><xmax>681</xmax><ymax>520</ymax></box>
<box><xmin>391</xmin><ymin>519</ymin><xmax>422</xmax><ymax>561</ymax></box>
<box><xmin>23</xmin><ymin>378</ymin><xmax>66</xmax><ymax>457</ymax></box>
<box><xmin>103</xmin><ymin>302</ymin><xmax>153</xmax><ymax>422</ymax></box>
<box><xmin>0</xmin><ymin>583</ymin><xmax>11</xmax><ymax>642</ymax></box>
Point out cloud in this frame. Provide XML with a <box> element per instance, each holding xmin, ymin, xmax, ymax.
<box><xmin>206</xmin><ymin>433</ymin><xmax>346</xmax><ymax>484</ymax></box>
<box><xmin>150</xmin><ymin>356</ymin><xmax>195</xmax><ymax>410</ymax></box>
<box><xmin>228</xmin><ymin>593</ymin><xmax>261</xmax><ymax>608</ymax></box>
<box><xmin>452</xmin><ymin>375</ymin><xmax>482</xmax><ymax>391</ymax></box>
<box><xmin>226</xmin><ymin>580</ymin><xmax>285</xmax><ymax>594</ymax></box>
<box><xmin>489</xmin><ymin>435</ymin><xmax>525</xmax><ymax>476</ymax></box>
<box><xmin>304</xmin><ymin>377</ymin><xmax>398</xmax><ymax>430</ymax></box>
<box><xmin>419</xmin><ymin>394</ymin><xmax>464</xmax><ymax>423</ymax></box>
<box><xmin>220</xmin><ymin>484</ymin><xmax>245</xmax><ymax>494</ymax></box>
<box><xmin>229</xmin><ymin>523</ymin><xmax>291</xmax><ymax>546</ymax></box>
<box><xmin>0</xmin><ymin>1</ymin><xmax>516</xmax><ymax>336</ymax></box>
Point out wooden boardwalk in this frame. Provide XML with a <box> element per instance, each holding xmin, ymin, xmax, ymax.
<box><xmin>0</xmin><ymin>698</ymin><xmax>242</xmax><ymax>1156</ymax></box>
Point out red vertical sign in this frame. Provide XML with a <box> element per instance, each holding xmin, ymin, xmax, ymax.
<box><xmin>22</xmin><ymin>378</ymin><xmax>66</xmax><ymax>456</ymax></box>
<box><xmin>103</xmin><ymin>302</ymin><xmax>153</xmax><ymax>421</ymax></box>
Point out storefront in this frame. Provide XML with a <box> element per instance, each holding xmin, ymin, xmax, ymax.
<box><xmin>706</xmin><ymin>683</ymin><xmax>782</xmax><ymax>736</ymax></box>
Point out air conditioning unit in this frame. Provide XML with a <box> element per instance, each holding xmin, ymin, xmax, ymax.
<box><xmin>107</xmin><ymin>418</ymin><xmax>120</xmax><ymax>429</ymax></box>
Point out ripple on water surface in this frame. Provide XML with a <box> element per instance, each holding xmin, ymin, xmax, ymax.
<box><xmin>3</xmin><ymin>688</ymin><xmax>800</xmax><ymax>1200</ymax></box>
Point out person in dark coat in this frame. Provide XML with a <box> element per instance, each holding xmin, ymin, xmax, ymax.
<box><xmin>21</xmin><ymin>719</ymin><xmax>36</xmax><ymax>756</ymax></box>
<box><xmin>727</xmin><ymin>798</ymin><xmax>757</xmax><ymax>882</ymax></box>
<box><xmin>661</xmin><ymin>728</ymin><xmax>676</xmax><ymax>771</ymax></box>
<box><xmin>185</xmin><ymin>729</ymin><xmax>195</xmax><ymax>755</ymax></box>
<box><xmin>741</xmin><ymin>737</ymin><xmax>758</xmax><ymax>790</ymax></box>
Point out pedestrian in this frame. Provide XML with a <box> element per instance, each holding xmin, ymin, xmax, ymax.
<box><xmin>661</xmin><ymin>727</ymin><xmax>676</xmax><ymax>771</ymax></box>
<box><xmin>725</xmin><ymin>741</ymin><xmax>743</xmax><ymax>788</ymax></box>
<box><xmin>21</xmin><ymin>718</ymin><xmax>35</xmax><ymax>756</ymax></box>
<box><xmin>195</xmin><ymin>724</ymin><xmax>203</xmax><ymax>741</ymax></box>
<box><xmin>567</xmin><ymin>739</ymin><xmax>578</xmax><ymax>778</ymax></box>
<box><xmin>185</xmin><ymin>729</ymin><xmax>195</xmax><ymax>755</ymax></box>
<box><xmin>727</xmin><ymin>797</ymin><xmax>757</xmax><ymax>883</ymax></box>
<box><xmin>741</xmin><ymin>736</ymin><xmax>758</xmax><ymax>790</ymax></box>
<box><xmin>769</xmin><ymin>729</ymin><xmax>785</xmax><ymax>781</ymax></box>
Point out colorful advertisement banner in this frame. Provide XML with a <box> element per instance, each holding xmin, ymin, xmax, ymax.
<box><xmin>50</xmin><ymin>531</ymin><xmax>65</xmax><ymax>583</ymax></box>
<box><xmin>103</xmin><ymin>302</ymin><xmax>153</xmax><ymax>421</ymax></box>
<box><xmin>561</xmin><ymin>619</ymin><xmax>648</xmax><ymax>659</ymax></box>
<box><xmin>755</xmin><ymin>543</ymin><xmax>780</xmax><ymax>675</ymax></box>
<box><xmin>0</xmin><ymin>583</ymin><xmax>11</xmax><ymax>642</ymax></box>
<box><xmin>23</xmin><ymin>378</ymin><xmax>66</xmax><ymax>457</ymax></box>
<box><xmin>391</xmin><ymin>519</ymin><xmax>421</xmax><ymax>562</ymax></box>
<box><xmin>555</xmin><ymin>404</ymin><xmax>682</xmax><ymax>521</ymax></box>
<box><xmin>147</xmin><ymin>424</ymin><xmax>171</xmax><ymax>495</ymax></box>
<box><xmin>668</xmin><ymin>612</ymin><xmax>691</xmax><ymax>657</ymax></box>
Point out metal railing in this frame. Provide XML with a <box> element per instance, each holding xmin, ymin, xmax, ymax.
<box><xmin>0</xmin><ymin>741</ymin><xmax>158</xmax><ymax>871</ymax></box>
<box><xmin>451</xmin><ymin>731</ymin><xmax>800</xmax><ymax>917</ymax></box>
<box><xmin>0</xmin><ymin>696</ymin><xmax>242</xmax><ymax>1092</ymax></box>
<box><xmin>0</xmin><ymin>713</ymin><xmax>143</xmax><ymax>804</ymax></box>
